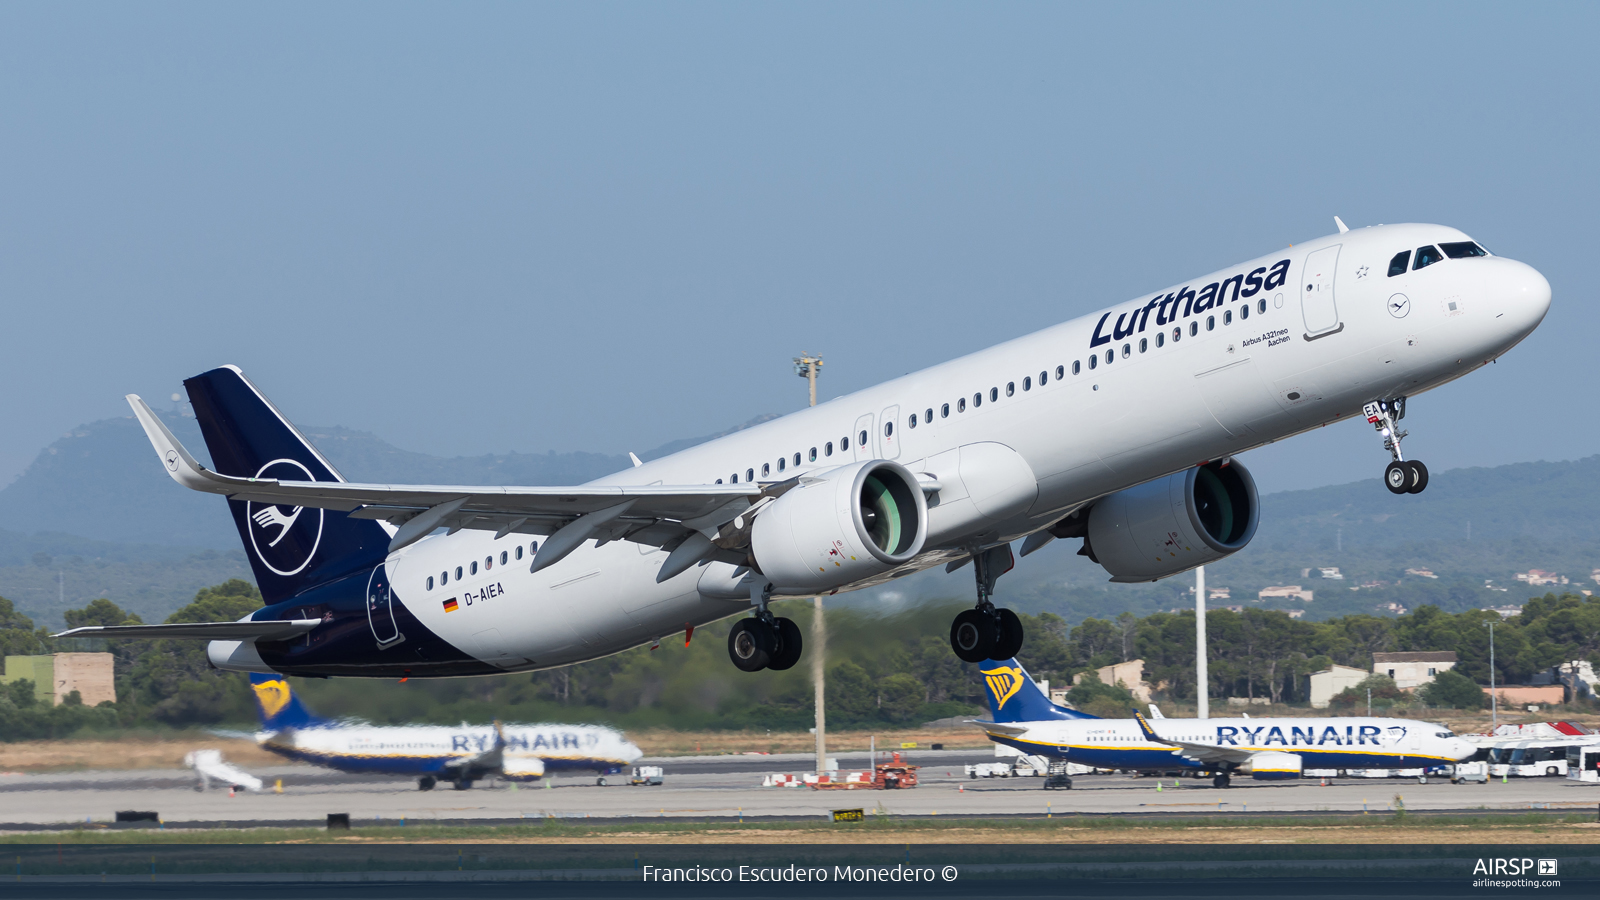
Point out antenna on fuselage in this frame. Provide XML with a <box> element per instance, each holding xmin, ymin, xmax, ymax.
<box><xmin>1334</xmin><ymin>216</ymin><xmax>1350</xmax><ymax>234</ymax></box>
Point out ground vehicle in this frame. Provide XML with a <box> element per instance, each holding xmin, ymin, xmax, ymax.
<box><xmin>1451</xmin><ymin>761</ymin><xmax>1489</xmax><ymax>784</ymax></box>
<box><xmin>1566</xmin><ymin>746</ymin><xmax>1600</xmax><ymax>783</ymax></box>
<box><xmin>629</xmin><ymin>766</ymin><xmax>664</xmax><ymax>786</ymax></box>
<box><xmin>1487</xmin><ymin>742</ymin><xmax>1579</xmax><ymax>777</ymax></box>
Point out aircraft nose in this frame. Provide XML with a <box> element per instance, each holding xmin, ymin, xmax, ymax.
<box><xmin>1493</xmin><ymin>257</ymin><xmax>1552</xmax><ymax>334</ymax></box>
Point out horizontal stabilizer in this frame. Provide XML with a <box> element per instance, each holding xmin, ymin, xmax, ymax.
<box><xmin>55</xmin><ymin>619</ymin><xmax>320</xmax><ymax>641</ymax></box>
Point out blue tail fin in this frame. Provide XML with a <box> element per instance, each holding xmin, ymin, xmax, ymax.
<box><xmin>184</xmin><ymin>366</ymin><xmax>390</xmax><ymax>605</ymax></box>
<box><xmin>979</xmin><ymin>658</ymin><xmax>1100</xmax><ymax>723</ymax></box>
<box><xmin>249</xmin><ymin>672</ymin><xmax>327</xmax><ymax>730</ymax></box>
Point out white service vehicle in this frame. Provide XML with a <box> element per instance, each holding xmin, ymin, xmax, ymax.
<box><xmin>1566</xmin><ymin>746</ymin><xmax>1600</xmax><ymax>783</ymax></box>
<box><xmin>1488</xmin><ymin>740</ymin><xmax>1589</xmax><ymax>777</ymax></box>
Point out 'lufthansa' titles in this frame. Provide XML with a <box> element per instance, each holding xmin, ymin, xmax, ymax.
<box><xmin>1090</xmin><ymin>259</ymin><xmax>1290</xmax><ymax>348</ymax></box>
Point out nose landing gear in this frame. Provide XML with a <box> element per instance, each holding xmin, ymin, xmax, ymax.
<box><xmin>948</xmin><ymin>545</ymin><xmax>1024</xmax><ymax>663</ymax></box>
<box><xmin>1366</xmin><ymin>398</ymin><xmax>1428</xmax><ymax>494</ymax></box>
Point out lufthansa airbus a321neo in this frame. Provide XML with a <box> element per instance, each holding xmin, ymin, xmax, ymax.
<box><xmin>60</xmin><ymin>221</ymin><xmax>1550</xmax><ymax>679</ymax></box>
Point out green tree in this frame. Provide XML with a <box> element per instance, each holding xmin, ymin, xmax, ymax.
<box><xmin>1065</xmin><ymin>670</ymin><xmax>1135</xmax><ymax>718</ymax></box>
<box><xmin>1418</xmin><ymin>668</ymin><xmax>1486</xmax><ymax>709</ymax></box>
<box><xmin>877</xmin><ymin>673</ymin><xmax>925</xmax><ymax>724</ymax></box>
<box><xmin>124</xmin><ymin>580</ymin><xmax>263</xmax><ymax>725</ymax></box>
<box><xmin>1329</xmin><ymin>674</ymin><xmax>1407</xmax><ymax>711</ymax></box>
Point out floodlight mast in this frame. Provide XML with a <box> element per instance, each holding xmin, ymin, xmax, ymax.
<box><xmin>794</xmin><ymin>353</ymin><xmax>826</xmax><ymax>776</ymax></box>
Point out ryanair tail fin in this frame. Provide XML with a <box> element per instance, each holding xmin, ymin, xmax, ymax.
<box><xmin>979</xmin><ymin>658</ymin><xmax>1100</xmax><ymax>723</ymax></box>
<box><xmin>182</xmin><ymin>366</ymin><xmax>391</xmax><ymax>605</ymax></box>
<box><xmin>249</xmin><ymin>672</ymin><xmax>327</xmax><ymax>731</ymax></box>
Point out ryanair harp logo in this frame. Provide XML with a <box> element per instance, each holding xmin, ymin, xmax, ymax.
<box><xmin>252</xmin><ymin>677</ymin><xmax>292</xmax><ymax>719</ymax></box>
<box><xmin>981</xmin><ymin>664</ymin><xmax>1025</xmax><ymax>711</ymax></box>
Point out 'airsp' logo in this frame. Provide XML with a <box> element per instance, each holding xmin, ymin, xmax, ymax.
<box><xmin>252</xmin><ymin>677</ymin><xmax>292</xmax><ymax>719</ymax></box>
<box><xmin>981</xmin><ymin>664</ymin><xmax>1025</xmax><ymax>711</ymax></box>
<box><xmin>245</xmin><ymin>459</ymin><xmax>324</xmax><ymax>577</ymax></box>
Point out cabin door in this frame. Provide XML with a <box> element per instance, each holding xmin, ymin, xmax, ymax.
<box><xmin>366</xmin><ymin>566</ymin><xmax>404</xmax><ymax>648</ymax></box>
<box><xmin>1299</xmin><ymin>245</ymin><xmax>1343</xmax><ymax>339</ymax></box>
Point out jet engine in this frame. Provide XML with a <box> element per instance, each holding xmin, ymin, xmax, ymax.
<box><xmin>1060</xmin><ymin>460</ymin><xmax>1259</xmax><ymax>583</ymax></box>
<box><xmin>1239</xmin><ymin>751</ymin><xmax>1302</xmax><ymax>781</ymax></box>
<box><xmin>749</xmin><ymin>459</ymin><xmax>927</xmax><ymax>593</ymax></box>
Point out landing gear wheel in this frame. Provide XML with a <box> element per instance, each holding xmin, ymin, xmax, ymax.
<box><xmin>418</xmin><ymin>776</ymin><xmax>436</xmax><ymax>791</ymax></box>
<box><xmin>992</xmin><ymin>608</ymin><xmax>1025</xmax><ymax>660</ymax></box>
<box><xmin>452</xmin><ymin>778</ymin><xmax>472</xmax><ymax>791</ymax></box>
<box><xmin>1213</xmin><ymin>773</ymin><xmax>1230</xmax><ymax>789</ymax></box>
<box><xmin>766</xmin><ymin>617</ymin><xmax>803</xmax><ymax>671</ymax></box>
<box><xmin>1405</xmin><ymin>459</ymin><xmax>1429</xmax><ymax>494</ymax></box>
<box><xmin>950</xmin><ymin>609</ymin><xmax>998</xmax><ymax>663</ymax></box>
<box><xmin>1384</xmin><ymin>461</ymin><xmax>1410</xmax><ymax>494</ymax></box>
<box><xmin>728</xmin><ymin>617</ymin><xmax>775</xmax><ymax>672</ymax></box>
<box><xmin>596</xmin><ymin>777</ymin><xmax>607</xmax><ymax>786</ymax></box>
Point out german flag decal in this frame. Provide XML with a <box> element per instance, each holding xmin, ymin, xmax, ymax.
<box><xmin>442</xmin><ymin>598</ymin><xmax>459</xmax><ymax>613</ymax></box>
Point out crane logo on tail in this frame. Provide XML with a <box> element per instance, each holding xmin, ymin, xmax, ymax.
<box><xmin>252</xmin><ymin>677</ymin><xmax>292</xmax><ymax>719</ymax></box>
<box><xmin>981</xmin><ymin>664</ymin><xmax>1025</xmax><ymax>711</ymax></box>
<box><xmin>244</xmin><ymin>458</ymin><xmax>325</xmax><ymax>577</ymax></box>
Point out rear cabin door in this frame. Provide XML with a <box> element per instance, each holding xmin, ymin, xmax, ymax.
<box><xmin>877</xmin><ymin>405</ymin><xmax>901</xmax><ymax>459</ymax></box>
<box><xmin>851</xmin><ymin>413</ymin><xmax>875</xmax><ymax>461</ymax></box>
<box><xmin>366</xmin><ymin>566</ymin><xmax>404</xmax><ymax>648</ymax></box>
<box><xmin>1300</xmin><ymin>245</ymin><xmax>1343</xmax><ymax>338</ymax></box>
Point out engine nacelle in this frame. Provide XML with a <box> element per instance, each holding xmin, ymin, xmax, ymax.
<box><xmin>1240</xmin><ymin>751</ymin><xmax>1302</xmax><ymax>781</ymax></box>
<box><xmin>749</xmin><ymin>459</ymin><xmax>927</xmax><ymax>593</ymax></box>
<box><xmin>1082</xmin><ymin>460</ymin><xmax>1259</xmax><ymax>583</ymax></box>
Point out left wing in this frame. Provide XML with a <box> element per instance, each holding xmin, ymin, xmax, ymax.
<box><xmin>1131</xmin><ymin>709</ymin><xmax>1255</xmax><ymax>766</ymax></box>
<box><xmin>54</xmin><ymin>619</ymin><xmax>320</xmax><ymax>641</ymax></box>
<box><xmin>130</xmin><ymin>393</ymin><xmax>765</xmax><ymax>575</ymax></box>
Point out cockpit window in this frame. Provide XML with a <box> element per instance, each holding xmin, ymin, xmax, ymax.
<box><xmin>1435</xmin><ymin>731</ymin><xmax>1454</xmax><ymax>738</ymax></box>
<box><xmin>1440</xmin><ymin>241</ymin><xmax>1489</xmax><ymax>259</ymax></box>
<box><xmin>1387</xmin><ymin>250</ymin><xmax>1411</xmax><ymax>277</ymax></box>
<box><xmin>1413</xmin><ymin>245</ymin><xmax>1444</xmax><ymax>271</ymax></box>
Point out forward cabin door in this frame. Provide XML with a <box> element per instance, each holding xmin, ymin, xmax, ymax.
<box><xmin>877</xmin><ymin>405</ymin><xmax>901</xmax><ymax>459</ymax></box>
<box><xmin>1300</xmin><ymin>245</ymin><xmax>1343</xmax><ymax>339</ymax></box>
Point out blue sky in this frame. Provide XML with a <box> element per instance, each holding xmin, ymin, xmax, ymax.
<box><xmin>0</xmin><ymin>2</ymin><xmax>1593</xmax><ymax>495</ymax></box>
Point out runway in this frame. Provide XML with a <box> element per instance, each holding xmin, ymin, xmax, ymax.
<box><xmin>2</xmin><ymin>750</ymin><xmax>1595</xmax><ymax>830</ymax></box>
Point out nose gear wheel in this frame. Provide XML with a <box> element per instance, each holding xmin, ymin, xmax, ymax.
<box><xmin>1366</xmin><ymin>398</ymin><xmax>1427</xmax><ymax>495</ymax></box>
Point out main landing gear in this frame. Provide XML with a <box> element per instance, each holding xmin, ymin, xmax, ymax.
<box><xmin>727</xmin><ymin>580</ymin><xmax>802</xmax><ymax>673</ymax></box>
<box><xmin>1212</xmin><ymin>772</ymin><xmax>1231</xmax><ymax>789</ymax></box>
<box><xmin>1365</xmin><ymin>398</ymin><xmax>1428</xmax><ymax>495</ymax></box>
<box><xmin>948</xmin><ymin>545</ymin><xmax>1025</xmax><ymax>663</ymax></box>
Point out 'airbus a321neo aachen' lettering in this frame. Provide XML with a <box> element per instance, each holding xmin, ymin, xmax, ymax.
<box><xmin>60</xmin><ymin>221</ymin><xmax>1549</xmax><ymax>678</ymax></box>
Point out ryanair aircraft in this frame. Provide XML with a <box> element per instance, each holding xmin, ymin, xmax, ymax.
<box><xmin>975</xmin><ymin>658</ymin><xmax>1476</xmax><ymax>788</ymax></box>
<box><xmin>247</xmin><ymin>674</ymin><xmax>641</xmax><ymax>790</ymax></box>
<box><xmin>59</xmin><ymin>222</ymin><xmax>1548</xmax><ymax>678</ymax></box>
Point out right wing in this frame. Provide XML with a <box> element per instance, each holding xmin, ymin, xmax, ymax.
<box><xmin>129</xmin><ymin>394</ymin><xmax>767</xmax><ymax>572</ymax></box>
<box><xmin>1132</xmin><ymin>708</ymin><xmax>1256</xmax><ymax>766</ymax></box>
<box><xmin>54</xmin><ymin>620</ymin><xmax>320</xmax><ymax>641</ymax></box>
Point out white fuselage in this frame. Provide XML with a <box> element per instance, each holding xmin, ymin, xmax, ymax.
<box><xmin>260</xmin><ymin>721</ymin><xmax>642</xmax><ymax>778</ymax></box>
<box><xmin>374</xmin><ymin>223</ymin><xmax>1548</xmax><ymax>670</ymax></box>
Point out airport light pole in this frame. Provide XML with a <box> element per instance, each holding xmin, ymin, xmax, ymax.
<box><xmin>794</xmin><ymin>354</ymin><xmax>827</xmax><ymax>775</ymax></box>
<box><xmin>1196</xmin><ymin>565</ymin><xmax>1208</xmax><ymax>719</ymax></box>
<box><xmin>1487</xmin><ymin>619</ymin><xmax>1498</xmax><ymax>730</ymax></box>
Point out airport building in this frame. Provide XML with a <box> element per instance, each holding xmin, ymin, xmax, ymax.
<box><xmin>1308</xmin><ymin>664</ymin><xmax>1368</xmax><ymax>709</ymax></box>
<box><xmin>1371</xmin><ymin>651</ymin><xmax>1457</xmax><ymax>689</ymax></box>
<box><xmin>1</xmin><ymin>653</ymin><xmax>116</xmax><ymax>706</ymax></box>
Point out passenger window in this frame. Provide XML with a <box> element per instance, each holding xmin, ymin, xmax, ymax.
<box><xmin>1206</xmin><ymin>315</ymin><xmax>1215</xmax><ymax>331</ymax></box>
<box><xmin>809</xmin><ymin>447</ymin><xmax>817</xmax><ymax>461</ymax></box>
<box><xmin>825</xmin><ymin>442</ymin><xmax>833</xmax><ymax>456</ymax></box>
<box><xmin>427</xmin><ymin>576</ymin><xmax>434</xmax><ymax>590</ymax></box>
<box><xmin>973</xmin><ymin>393</ymin><xmax>982</xmax><ymax>408</ymax></box>
<box><xmin>455</xmin><ymin>566</ymin><xmax>463</xmax><ymax>580</ymax></box>
<box><xmin>1173</xmin><ymin>326</ymin><xmax>1181</xmax><ymax>343</ymax></box>
<box><xmin>1055</xmin><ymin>365</ymin><xmax>1064</xmax><ymax>380</ymax></box>
<box><xmin>776</xmin><ymin>459</ymin><xmax>784</xmax><ymax>473</ymax></box>
<box><xmin>1224</xmin><ymin>310</ymin><xmax>1233</xmax><ymax>325</ymax></box>
<box><xmin>515</xmin><ymin>546</ymin><xmax>524</xmax><ymax>560</ymax></box>
<box><xmin>1023</xmin><ymin>376</ymin><xmax>1032</xmax><ymax>391</ymax></box>
<box><xmin>907</xmin><ymin>415</ymin><xmax>916</xmax><ymax>429</ymax></box>
<box><xmin>1039</xmin><ymin>370</ymin><xmax>1048</xmax><ymax>385</ymax></box>
<box><xmin>716</xmin><ymin>478</ymin><xmax>723</xmax><ymax>484</ymax></box>
<box><xmin>793</xmin><ymin>453</ymin><xmax>801</xmax><ymax>466</ymax></box>
<box><xmin>441</xmin><ymin>570</ymin><xmax>449</xmax><ymax>585</ymax></box>
<box><xmin>730</xmin><ymin>473</ymin><xmax>738</xmax><ymax>483</ymax></box>
<box><xmin>1257</xmin><ymin>298</ymin><xmax>1266</xmax><ymax>314</ymax></box>
<box><xmin>1155</xmin><ymin>332</ymin><xmax>1164</xmax><ymax>348</ymax></box>
<box><xmin>989</xmin><ymin>387</ymin><xmax>998</xmax><ymax>402</ymax></box>
<box><xmin>1441</xmin><ymin>241</ymin><xmax>1489</xmax><ymax>259</ymax></box>
<box><xmin>1239</xmin><ymin>304</ymin><xmax>1248</xmax><ymax>320</ymax></box>
<box><xmin>1189</xmin><ymin>321</ymin><xmax>1199</xmax><ymax>336</ymax></box>
<box><xmin>958</xmin><ymin>397</ymin><xmax>966</xmax><ymax>412</ymax></box>
<box><xmin>1138</xmin><ymin>338</ymin><xmax>1147</xmax><ymax>353</ymax></box>
<box><xmin>747</xmin><ymin>468</ymin><xmax>755</xmax><ymax>481</ymax></box>
<box><xmin>531</xmin><ymin>541</ymin><xmax>539</xmax><ymax>554</ymax></box>
<box><xmin>1088</xmin><ymin>354</ymin><xmax>1098</xmax><ymax>370</ymax></box>
<box><xmin>1388</xmin><ymin>250</ymin><xmax>1411</xmax><ymax>276</ymax></box>
<box><xmin>884</xmin><ymin>422</ymin><xmax>893</xmax><ymax>439</ymax></box>
<box><xmin>485</xmin><ymin>556</ymin><xmax>493</xmax><ymax>570</ymax></box>
<box><xmin>762</xmin><ymin>463</ymin><xmax>771</xmax><ymax>477</ymax></box>
<box><xmin>1006</xmin><ymin>382</ymin><xmax>1014</xmax><ymax>397</ymax></box>
<box><xmin>1121</xmin><ymin>343</ymin><xmax>1130</xmax><ymax>358</ymax></box>
<box><xmin>470</xmin><ymin>561</ymin><xmax>478</xmax><ymax>576</ymax></box>
<box><xmin>858</xmin><ymin>429</ymin><xmax>868</xmax><ymax>445</ymax></box>
<box><xmin>1104</xmin><ymin>349</ymin><xmax>1114</xmax><ymax>365</ymax></box>
<box><xmin>841</xmin><ymin>437</ymin><xmax>849</xmax><ymax>451</ymax></box>
<box><xmin>941</xmin><ymin>403</ymin><xmax>949</xmax><ymax>418</ymax></box>
<box><xmin>1413</xmin><ymin>245</ymin><xmax>1444</xmax><ymax>270</ymax></box>
<box><xmin>1071</xmin><ymin>360</ymin><xmax>1080</xmax><ymax>375</ymax></box>
<box><xmin>923</xmin><ymin>408</ymin><xmax>932</xmax><ymax>423</ymax></box>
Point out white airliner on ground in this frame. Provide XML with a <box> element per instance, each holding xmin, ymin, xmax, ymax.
<box><xmin>59</xmin><ymin>221</ymin><xmax>1549</xmax><ymax>678</ymax></box>
<box><xmin>974</xmin><ymin>658</ymin><xmax>1477</xmax><ymax>788</ymax></box>
<box><xmin>246</xmin><ymin>674</ymin><xmax>641</xmax><ymax>790</ymax></box>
